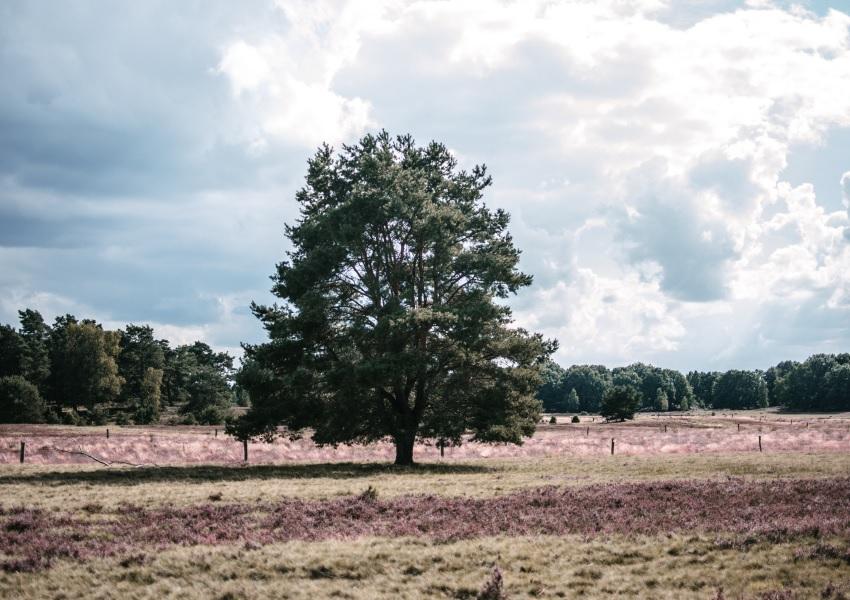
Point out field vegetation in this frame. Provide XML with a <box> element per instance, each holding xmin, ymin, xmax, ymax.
<box><xmin>2</xmin><ymin>414</ymin><xmax>849</xmax><ymax>598</ymax></box>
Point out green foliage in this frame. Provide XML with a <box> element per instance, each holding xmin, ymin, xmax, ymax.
<box><xmin>563</xmin><ymin>365</ymin><xmax>610</xmax><ymax>412</ymax></box>
<box><xmin>134</xmin><ymin>367</ymin><xmax>163</xmax><ymax>424</ymax></box>
<box><xmin>119</xmin><ymin>325</ymin><xmax>165</xmax><ymax>409</ymax></box>
<box><xmin>566</xmin><ymin>388</ymin><xmax>580</xmax><ymax>412</ymax></box>
<box><xmin>600</xmin><ymin>386</ymin><xmax>640</xmax><ymax>422</ymax></box>
<box><xmin>0</xmin><ymin>325</ymin><xmax>24</xmax><ymax>378</ymax></box>
<box><xmin>163</xmin><ymin>343</ymin><xmax>233</xmax><ymax>423</ymax></box>
<box><xmin>535</xmin><ymin>359</ymin><xmax>566</xmax><ymax>411</ymax></box>
<box><xmin>656</xmin><ymin>389</ymin><xmax>666</xmax><ymax>411</ymax></box>
<box><xmin>571</xmin><ymin>414</ymin><xmax>580</xmax><ymax>423</ymax></box>
<box><xmin>234</xmin><ymin>131</ymin><xmax>554</xmax><ymax>465</ymax></box>
<box><xmin>712</xmin><ymin>370</ymin><xmax>768</xmax><ymax>409</ymax></box>
<box><xmin>179</xmin><ymin>362</ymin><xmax>232</xmax><ymax>424</ymax></box>
<box><xmin>687</xmin><ymin>371</ymin><xmax>719</xmax><ymax>408</ymax></box>
<box><xmin>612</xmin><ymin>363</ymin><xmax>692</xmax><ymax>410</ymax></box>
<box><xmin>764</xmin><ymin>360</ymin><xmax>797</xmax><ymax>406</ymax></box>
<box><xmin>50</xmin><ymin>320</ymin><xmax>123</xmax><ymax>412</ymax></box>
<box><xmin>0</xmin><ymin>375</ymin><xmax>46</xmax><ymax>423</ymax></box>
<box><xmin>88</xmin><ymin>405</ymin><xmax>108</xmax><ymax>425</ymax></box>
<box><xmin>17</xmin><ymin>309</ymin><xmax>51</xmax><ymax>397</ymax></box>
<box><xmin>0</xmin><ymin>309</ymin><xmax>235</xmax><ymax>424</ymax></box>
<box><xmin>775</xmin><ymin>354</ymin><xmax>850</xmax><ymax>411</ymax></box>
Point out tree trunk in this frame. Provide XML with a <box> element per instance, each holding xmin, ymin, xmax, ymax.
<box><xmin>394</xmin><ymin>429</ymin><xmax>416</xmax><ymax>466</ymax></box>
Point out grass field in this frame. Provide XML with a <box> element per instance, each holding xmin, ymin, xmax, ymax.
<box><xmin>2</xmin><ymin>410</ymin><xmax>849</xmax><ymax>598</ymax></box>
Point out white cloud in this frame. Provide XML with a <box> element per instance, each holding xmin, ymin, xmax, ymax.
<box><xmin>3</xmin><ymin>0</ymin><xmax>850</xmax><ymax>370</ymax></box>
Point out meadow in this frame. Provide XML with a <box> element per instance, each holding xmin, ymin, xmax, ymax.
<box><xmin>1</xmin><ymin>410</ymin><xmax>850</xmax><ymax>599</ymax></box>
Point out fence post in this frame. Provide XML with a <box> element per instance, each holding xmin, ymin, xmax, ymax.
<box><xmin>611</xmin><ymin>438</ymin><xmax>615</xmax><ymax>455</ymax></box>
<box><xmin>664</xmin><ymin>424</ymin><xmax>667</xmax><ymax>433</ymax></box>
<box><xmin>215</xmin><ymin>429</ymin><xmax>218</xmax><ymax>438</ymax></box>
<box><xmin>106</xmin><ymin>428</ymin><xmax>109</xmax><ymax>439</ymax></box>
<box><xmin>737</xmin><ymin>423</ymin><xmax>740</xmax><ymax>432</ymax></box>
<box><xmin>19</xmin><ymin>441</ymin><xmax>25</xmax><ymax>464</ymax></box>
<box><xmin>586</xmin><ymin>427</ymin><xmax>589</xmax><ymax>436</ymax></box>
<box><xmin>243</xmin><ymin>439</ymin><xmax>248</xmax><ymax>462</ymax></box>
<box><xmin>758</xmin><ymin>435</ymin><xmax>762</xmax><ymax>452</ymax></box>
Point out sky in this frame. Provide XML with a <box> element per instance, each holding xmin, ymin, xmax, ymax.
<box><xmin>1</xmin><ymin>0</ymin><xmax>850</xmax><ymax>372</ymax></box>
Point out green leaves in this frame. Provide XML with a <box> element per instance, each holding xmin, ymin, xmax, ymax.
<box><xmin>237</xmin><ymin>131</ymin><xmax>554</xmax><ymax>463</ymax></box>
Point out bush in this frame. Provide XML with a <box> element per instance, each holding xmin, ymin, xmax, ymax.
<box><xmin>600</xmin><ymin>386</ymin><xmax>640</xmax><ymax>422</ymax></box>
<box><xmin>196</xmin><ymin>405</ymin><xmax>229</xmax><ymax>425</ymax></box>
<box><xmin>88</xmin><ymin>405</ymin><xmax>108</xmax><ymax>426</ymax></box>
<box><xmin>548</xmin><ymin>415</ymin><xmax>557</xmax><ymax>424</ymax></box>
<box><xmin>0</xmin><ymin>376</ymin><xmax>46</xmax><ymax>423</ymax></box>
<box><xmin>571</xmin><ymin>415</ymin><xmax>580</xmax><ymax>423</ymax></box>
<box><xmin>115</xmin><ymin>412</ymin><xmax>131</xmax><ymax>426</ymax></box>
<box><xmin>60</xmin><ymin>409</ymin><xmax>82</xmax><ymax>426</ymax></box>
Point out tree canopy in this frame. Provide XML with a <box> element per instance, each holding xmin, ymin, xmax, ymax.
<box><xmin>0</xmin><ymin>309</ymin><xmax>235</xmax><ymax>425</ymax></box>
<box><xmin>231</xmin><ymin>131</ymin><xmax>555</xmax><ymax>464</ymax></box>
<box><xmin>600</xmin><ymin>386</ymin><xmax>640</xmax><ymax>422</ymax></box>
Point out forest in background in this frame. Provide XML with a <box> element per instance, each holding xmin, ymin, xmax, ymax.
<box><xmin>0</xmin><ymin>308</ymin><xmax>242</xmax><ymax>425</ymax></box>
<box><xmin>0</xmin><ymin>307</ymin><xmax>848</xmax><ymax>425</ymax></box>
<box><xmin>536</xmin><ymin>354</ymin><xmax>850</xmax><ymax>414</ymax></box>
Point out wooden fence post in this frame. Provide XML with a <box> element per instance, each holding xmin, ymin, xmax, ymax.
<box><xmin>611</xmin><ymin>438</ymin><xmax>615</xmax><ymax>455</ymax></box>
<box><xmin>19</xmin><ymin>441</ymin><xmax>25</xmax><ymax>464</ymax></box>
<box><xmin>243</xmin><ymin>439</ymin><xmax>248</xmax><ymax>462</ymax></box>
<box><xmin>586</xmin><ymin>427</ymin><xmax>589</xmax><ymax>436</ymax></box>
<box><xmin>737</xmin><ymin>423</ymin><xmax>740</xmax><ymax>432</ymax></box>
<box><xmin>215</xmin><ymin>429</ymin><xmax>218</xmax><ymax>438</ymax></box>
<box><xmin>106</xmin><ymin>428</ymin><xmax>109</xmax><ymax>439</ymax></box>
<box><xmin>664</xmin><ymin>424</ymin><xmax>667</xmax><ymax>433</ymax></box>
<box><xmin>758</xmin><ymin>435</ymin><xmax>762</xmax><ymax>452</ymax></box>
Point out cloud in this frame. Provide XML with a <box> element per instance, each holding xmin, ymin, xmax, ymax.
<box><xmin>1</xmin><ymin>0</ymin><xmax>850</xmax><ymax>369</ymax></box>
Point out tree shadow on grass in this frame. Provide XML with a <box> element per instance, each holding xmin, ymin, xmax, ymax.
<box><xmin>0</xmin><ymin>462</ymin><xmax>496</xmax><ymax>486</ymax></box>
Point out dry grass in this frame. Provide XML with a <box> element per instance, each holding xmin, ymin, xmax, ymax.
<box><xmin>3</xmin><ymin>413</ymin><xmax>849</xmax><ymax>598</ymax></box>
<box><xmin>3</xmin><ymin>410</ymin><xmax>849</xmax><ymax>466</ymax></box>
<box><xmin>3</xmin><ymin>534</ymin><xmax>849</xmax><ymax>599</ymax></box>
<box><xmin>2</xmin><ymin>452</ymin><xmax>850</xmax><ymax>513</ymax></box>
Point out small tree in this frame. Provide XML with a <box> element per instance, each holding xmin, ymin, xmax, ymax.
<box><xmin>0</xmin><ymin>375</ymin><xmax>46</xmax><ymax>423</ymax></box>
<box><xmin>600</xmin><ymin>386</ymin><xmax>640</xmax><ymax>422</ymax></box>
<box><xmin>134</xmin><ymin>367</ymin><xmax>163</xmax><ymax>424</ymax></box>
<box><xmin>655</xmin><ymin>388</ymin><xmax>669</xmax><ymax>412</ymax></box>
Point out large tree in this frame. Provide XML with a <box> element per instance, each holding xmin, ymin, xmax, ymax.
<box><xmin>233</xmin><ymin>132</ymin><xmax>554</xmax><ymax>465</ymax></box>
<box><xmin>118</xmin><ymin>324</ymin><xmax>166</xmax><ymax>414</ymax></box>
<box><xmin>712</xmin><ymin>370</ymin><xmax>768</xmax><ymax>409</ymax></box>
<box><xmin>50</xmin><ymin>319</ymin><xmax>123</xmax><ymax>413</ymax></box>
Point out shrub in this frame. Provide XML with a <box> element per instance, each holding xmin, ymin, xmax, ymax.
<box><xmin>88</xmin><ymin>405</ymin><xmax>108</xmax><ymax>425</ymax></box>
<box><xmin>0</xmin><ymin>376</ymin><xmax>46</xmax><ymax>423</ymax></box>
<box><xmin>571</xmin><ymin>415</ymin><xmax>580</xmax><ymax>423</ymax></box>
<box><xmin>197</xmin><ymin>405</ymin><xmax>228</xmax><ymax>425</ymax></box>
<box><xmin>548</xmin><ymin>415</ymin><xmax>557</xmax><ymax>424</ymax></box>
<box><xmin>600</xmin><ymin>386</ymin><xmax>640</xmax><ymax>422</ymax></box>
<box><xmin>60</xmin><ymin>408</ymin><xmax>82</xmax><ymax>426</ymax></box>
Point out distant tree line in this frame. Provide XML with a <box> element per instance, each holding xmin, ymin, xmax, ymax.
<box><xmin>0</xmin><ymin>309</ymin><xmax>243</xmax><ymax>424</ymax></box>
<box><xmin>537</xmin><ymin>353</ymin><xmax>850</xmax><ymax>413</ymax></box>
